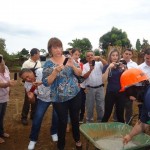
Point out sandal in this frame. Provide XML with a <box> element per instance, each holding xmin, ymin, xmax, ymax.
<box><xmin>76</xmin><ymin>141</ymin><xmax>82</xmax><ymax>150</ymax></box>
<box><xmin>0</xmin><ymin>137</ymin><xmax>5</xmax><ymax>144</ymax></box>
<box><xmin>3</xmin><ymin>133</ymin><xmax>10</xmax><ymax>138</ymax></box>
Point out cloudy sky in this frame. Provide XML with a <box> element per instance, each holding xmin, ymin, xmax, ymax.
<box><xmin>0</xmin><ymin>0</ymin><xmax>150</xmax><ymax>54</ymax></box>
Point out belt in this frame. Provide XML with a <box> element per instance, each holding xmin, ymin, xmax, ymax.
<box><xmin>87</xmin><ymin>84</ymin><xmax>104</xmax><ymax>88</ymax></box>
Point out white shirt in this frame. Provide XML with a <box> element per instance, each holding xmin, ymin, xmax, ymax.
<box><xmin>22</xmin><ymin>58</ymin><xmax>41</xmax><ymax>69</ymax></box>
<box><xmin>127</xmin><ymin>59</ymin><xmax>138</xmax><ymax>69</ymax></box>
<box><xmin>138</xmin><ymin>62</ymin><xmax>150</xmax><ymax>78</ymax></box>
<box><xmin>24</xmin><ymin>68</ymin><xmax>51</xmax><ymax>102</ymax></box>
<box><xmin>82</xmin><ymin>61</ymin><xmax>103</xmax><ymax>86</ymax></box>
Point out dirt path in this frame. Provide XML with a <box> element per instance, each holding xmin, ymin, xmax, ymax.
<box><xmin>0</xmin><ymin>73</ymin><xmax>94</xmax><ymax>150</ymax></box>
<box><xmin>0</xmin><ymin>73</ymin><xmax>148</xmax><ymax>150</ymax></box>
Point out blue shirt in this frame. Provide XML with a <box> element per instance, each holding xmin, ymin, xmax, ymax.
<box><xmin>102</xmin><ymin>64</ymin><xmax>123</xmax><ymax>92</ymax></box>
<box><xmin>138</xmin><ymin>85</ymin><xmax>150</xmax><ymax>124</ymax></box>
<box><xmin>42</xmin><ymin>60</ymin><xmax>80</xmax><ymax>102</ymax></box>
<box><xmin>144</xmin><ymin>85</ymin><xmax>150</xmax><ymax>111</ymax></box>
<box><xmin>140</xmin><ymin>104</ymin><xmax>150</xmax><ymax>125</ymax></box>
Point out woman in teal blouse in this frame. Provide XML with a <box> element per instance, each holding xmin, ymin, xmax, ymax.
<box><xmin>42</xmin><ymin>37</ymin><xmax>82</xmax><ymax>150</ymax></box>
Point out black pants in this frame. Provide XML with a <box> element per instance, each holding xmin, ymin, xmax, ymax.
<box><xmin>138</xmin><ymin>104</ymin><xmax>143</xmax><ymax>119</ymax></box>
<box><xmin>53</xmin><ymin>92</ymin><xmax>81</xmax><ymax>150</ymax></box>
<box><xmin>0</xmin><ymin>102</ymin><xmax>7</xmax><ymax>136</ymax></box>
<box><xmin>79</xmin><ymin>88</ymin><xmax>86</xmax><ymax>120</ymax></box>
<box><xmin>102</xmin><ymin>91</ymin><xmax>126</xmax><ymax>123</ymax></box>
<box><xmin>21</xmin><ymin>91</ymin><xmax>37</xmax><ymax>120</ymax></box>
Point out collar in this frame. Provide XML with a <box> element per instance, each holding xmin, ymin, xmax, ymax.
<box><xmin>29</xmin><ymin>58</ymin><xmax>37</xmax><ymax>63</ymax></box>
<box><xmin>143</xmin><ymin>62</ymin><xmax>150</xmax><ymax>68</ymax></box>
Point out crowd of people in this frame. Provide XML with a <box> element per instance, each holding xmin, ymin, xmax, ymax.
<box><xmin>0</xmin><ymin>37</ymin><xmax>150</xmax><ymax>150</ymax></box>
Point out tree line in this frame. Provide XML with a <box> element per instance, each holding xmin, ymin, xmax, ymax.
<box><xmin>0</xmin><ymin>27</ymin><xmax>150</xmax><ymax>68</ymax></box>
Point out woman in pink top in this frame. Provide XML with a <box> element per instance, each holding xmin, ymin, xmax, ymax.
<box><xmin>0</xmin><ymin>55</ymin><xmax>16</xmax><ymax>144</ymax></box>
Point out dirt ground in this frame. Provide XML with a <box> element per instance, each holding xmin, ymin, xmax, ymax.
<box><xmin>1</xmin><ymin>73</ymin><xmax>97</xmax><ymax>150</ymax></box>
<box><xmin>0</xmin><ymin>73</ymin><xmax>149</xmax><ymax>150</ymax></box>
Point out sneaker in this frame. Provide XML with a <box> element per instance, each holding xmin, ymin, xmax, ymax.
<box><xmin>0</xmin><ymin>137</ymin><xmax>5</xmax><ymax>144</ymax></box>
<box><xmin>28</xmin><ymin>141</ymin><xmax>36</xmax><ymax>150</ymax></box>
<box><xmin>21</xmin><ymin>119</ymin><xmax>28</xmax><ymax>125</ymax></box>
<box><xmin>79</xmin><ymin>119</ymin><xmax>84</xmax><ymax>124</ymax></box>
<box><xmin>2</xmin><ymin>133</ymin><xmax>10</xmax><ymax>138</ymax></box>
<box><xmin>51</xmin><ymin>134</ymin><xmax>58</xmax><ymax>142</ymax></box>
<box><xmin>76</xmin><ymin>141</ymin><xmax>82</xmax><ymax>150</ymax></box>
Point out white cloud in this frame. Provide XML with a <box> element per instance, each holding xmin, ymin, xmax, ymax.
<box><xmin>0</xmin><ymin>0</ymin><xmax>150</xmax><ymax>54</ymax></box>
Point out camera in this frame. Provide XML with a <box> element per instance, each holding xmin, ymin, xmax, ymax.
<box><xmin>115</xmin><ymin>60</ymin><xmax>127</xmax><ymax>68</ymax></box>
<box><xmin>115</xmin><ymin>62</ymin><xmax>122</xmax><ymax>67</ymax></box>
<box><xmin>119</xmin><ymin>59</ymin><xmax>127</xmax><ymax>65</ymax></box>
<box><xmin>92</xmin><ymin>60</ymin><xmax>95</xmax><ymax>66</ymax></box>
<box><xmin>63</xmin><ymin>51</ymin><xmax>70</xmax><ymax>66</ymax></box>
<box><xmin>63</xmin><ymin>57</ymin><xmax>69</xmax><ymax>66</ymax></box>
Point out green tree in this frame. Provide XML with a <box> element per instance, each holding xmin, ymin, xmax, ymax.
<box><xmin>20</xmin><ymin>48</ymin><xmax>29</xmax><ymax>55</ymax></box>
<box><xmin>68</xmin><ymin>38</ymin><xmax>92</xmax><ymax>59</ymax></box>
<box><xmin>0</xmin><ymin>38</ymin><xmax>9</xmax><ymax>58</ymax></box>
<box><xmin>99</xmin><ymin>27</ymin><xmax>131</xmax><ymax>50</ymax></box>
<box><xmin>141</xmin><ymin>39</ymin><xmax>149</xmax><ymax>50</ymax></box>
<box><xmin>136</xmin><ymin>39</ymin><xmax>141</xmax><ymax>51</ymax></box>
<box><xmin>40</xmin><ymin>49</ymin><xmax>46</xmax><ymax>55</ymax></box>
<box><xmin>93</xmin><ymin>49</ymin><xmax>101</xmax><ymax>56</ymax></box>
<box><xmin>0</xmin><ymin>38</ymin><xmax>19</xmax><ymax>67</ymax></box>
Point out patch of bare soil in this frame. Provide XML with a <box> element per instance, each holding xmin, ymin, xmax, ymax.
<box><xmin>0</xmin><ymin>73</ymin><xmax>149</xmax><ymax>150</ymax></box>
<box><xmin>0</xmin><ymin>73</ymin><xmax>92</xmax><ymax>150</ymax></box>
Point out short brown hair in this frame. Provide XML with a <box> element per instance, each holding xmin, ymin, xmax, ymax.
<box><xmin>71</xmin><ymin>48</ymin><xmax>81</xmax><ymax>54</ymax></box>
<box><xmin>123</xmin><ymin>48</ymin><xmax>133</xmax><ymax>54</ymax></box>
<box><xmin>19</xmin><ymin>68</ymin><xmax>33</xmax><ymax>78</ymax></box>
<box><xmin>47</xmin><ymin>37</ymin><xmax>63</xmax><ymax>52</ymax></box>
<box><xmin>30</xmin><ymin>48</ymin><xmax>40</xmax><ymax>56</ymax></box>
<box><xmin>144</xmin><ymin>48</ymin><xmax>150</xmax><ymax>55</ymax></box>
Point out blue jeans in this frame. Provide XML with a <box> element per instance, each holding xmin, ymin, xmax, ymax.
<box><xmin>0</xmin><ymin>102</ymin><xmax>7</xmax><ymax>137</ymax></box>
<box><xmin>29</xmin><ymin>99</ymin><xmax>58</xmax><ymax>141</ymax></box>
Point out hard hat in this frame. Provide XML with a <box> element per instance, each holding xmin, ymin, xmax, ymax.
<box><xmin>120</xmin><ymin>68</ymin><xmax>148</xmax><ymax>92</ymax></box>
